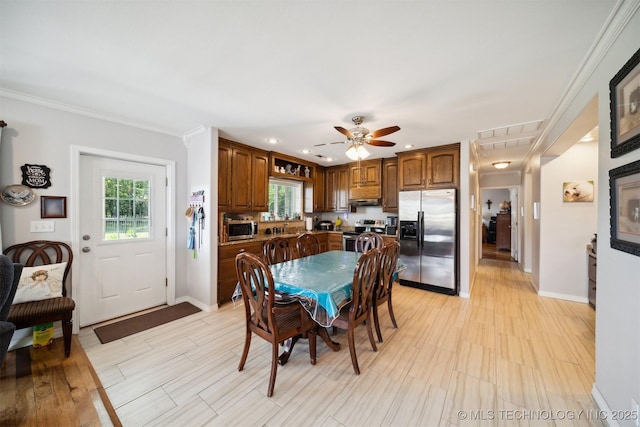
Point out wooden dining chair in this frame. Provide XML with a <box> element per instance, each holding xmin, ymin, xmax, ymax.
<box><xmin>296</xmin><ymin>233</ymin><xmax>320</xmax><ymax>258</ymax></box>
<box><xmin>3</xmin><ymin>241</ymin><xmax>75</xmax><ymax>357</ymax></box>
<box><xmin>372</xmin><ymin>240</ymin><xmax>400</xmax><ymax>343</ymax></box>
<box><xmin>355</xmin><ymin>232</ymin><xmax>384</xmax><ymax>253</ymax></box>
<box><xmin>331</xmin><ymin>248</ymin><xmax>380</xmax><ymax>375</ymax></box>
<box><xmin>235</xmin><ymin>251</ymin><xmax>317</xmax><ymax>397</ymax></box>
<box><xmin>262</xmin><ymin>237</ymin><xmax>294</xmax><ymax>265</ymax></box>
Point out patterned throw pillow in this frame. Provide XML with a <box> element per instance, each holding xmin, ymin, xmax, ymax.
<box><xmin>13</xmin><ymin>262</ymin><xmax>67</xmax><ymax>304</ymax></box>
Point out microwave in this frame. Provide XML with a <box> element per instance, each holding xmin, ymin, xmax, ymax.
<box><xmin>226</xmin><ymin>220</ymin><xmax>256</xmax><ymax>241</ymax></box>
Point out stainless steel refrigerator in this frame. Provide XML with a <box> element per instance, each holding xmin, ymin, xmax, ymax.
<box><xmin>398</xmin><ymin>189</ymin><xmax>457</xmax><ymax>295</ymax></box>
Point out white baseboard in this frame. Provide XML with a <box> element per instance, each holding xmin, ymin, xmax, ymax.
<box><xmin>175</xmin><ymin>295</ymin><xmax>215</xmax><ymax>312</ymax></box>
<box><xmin>592</xmin><ymin>383</ymin><xmax>620</xmax><ymax>427</ymax></box>
<box><xmin>537</xmin><ymin>290</ymin><xmax>588</xmax><ymax>304</ymax></box>
<box><xmin>458</xmin><ymin>292</ymin><xmax>471</xmax><ymax>299</ymax></box>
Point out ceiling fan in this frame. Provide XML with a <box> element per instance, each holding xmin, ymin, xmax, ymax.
<box><xmin>315</xmin><ymin>116</ymin><xmax>400</xmax><ymax>151</ymax></box>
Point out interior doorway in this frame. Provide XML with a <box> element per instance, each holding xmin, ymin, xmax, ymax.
<box><xmin>480</xmin><ymin>187</ymin><xmax>518</xmax><ymax>262</ymax></box>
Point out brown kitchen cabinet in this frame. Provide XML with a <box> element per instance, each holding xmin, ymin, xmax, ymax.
<box><xmin>328</xmin><ymin>233</ymin><xmax>343</xmax><ymax>251</ymax></box>
<box><xmin>217</xmin><ymin>240</ymin><xmax>264</xmax><ymax>306</ymax></box>
<box><xmin>326</xmin><ymin>165</ymin><xmax>350</xmax><ymax>212</ymax></box>
<box><xmin>426</xmin><ymin>146</ymin><xmax>459</xmax><ymax>189</ymax></box>
<box><xmin>218</xmin><ymin>138</ymin><xmax>269</xmax><ymax>212</ymax></box>
<box><xmin>496</xmin><ymin>213</ymin><xmax>511</xmax><ymax>251</ymax></box>
<box><xmin>218</xmin><ymin>142</ymin><xmax>233</xmax><ymax>210</ymax></box>
<box><xmin>398</xmin><ymin>144</ymin><xmax>460</xmax><ymax>191</ymax></box>
<box><xmin>313</xmin><ymin>166</ymin><xmax>326</xmax><ymax>212</ymax></box>
<box><xmin>398</xmin><ymin>151</ymin><xmax>427</xmax><ymax>191</ymax></box>
<box><xmin>349</xmin><ymin>159</ymin><xmax>382</xmax><ymax>200</ymax></box>
<box><xmin>382</xmin><ymin>158</ymin><xmax>398</xmax><ymax>212</ymax></box>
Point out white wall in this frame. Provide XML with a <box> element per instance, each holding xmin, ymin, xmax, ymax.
<box><xmin>183</xmin><ymin>126</ymin><xmax>217</xmax><ymax>310</ymax></box>
<box><xmin>0</xmin><ymin>96</ymin><xmax>190</xmax><ymax>307</ymax></box>
<box><xmin>533</xmin><ymin>4</ymin><xmax>640</xmax><ymax>422</ymax></box>
<box><xmin>539</xmin><ymin>142</ymin><xmax>598</xmax><ymax>302</ymax></box>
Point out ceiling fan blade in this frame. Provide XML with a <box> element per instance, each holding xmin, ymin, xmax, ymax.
<box><xmin>369</xmin><ymin>126</ymin><xmax>400</xmax><ymax>138</ymax></box>
<box><xmin>335</xmin><ymin>126</ymin><xmax>354</xmax><ymax>138</ymax></box>
<box><xmin>330</xmin><ymin>141</ymin><xmax>346</xmax><ymax>144</ymax></box>
<box><xmin>313</xmin><ymin>143</ymin><xmax>328</xmax><ymax>147</ymax></box>
<box><xmin>367</xmin><ymin>140</ymin><xmax>396</xmax><ymax>147</ymax></box>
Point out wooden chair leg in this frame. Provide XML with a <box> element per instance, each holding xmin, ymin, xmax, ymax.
<box><xmin>347</xmin><ymin>328</ymin><xmax>360</xmax><ymax>375</ymax></box>
<box><xmin>372</xmin><ymin>303</ymin><xmax>383</xmax><ymax>343</ymax></box>
<box><xmin>267</xmin><ymin>342</ymin><xmax>279</xmax><ymax>397</ymax></box>
<box><xmin>387</xmin><ymin>294</ymin><xmax>398</xmax><ymax>329</ymax></box>
<box><xmin>62</xmin><ymin>318</ymin><xmax>73</xmax><ymax>357</ymax></box>
<box><xmin>238</xmin><ymin>330</ymin><xmax>251</xmax><ymax>371</ymax></box>
<box><xmin>365</xmin><ymin>312</ymin><xmax>378</xmax><ymax>352</ymax></box>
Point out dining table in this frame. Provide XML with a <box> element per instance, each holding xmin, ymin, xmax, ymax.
<box><xmin>262</xmin><ymin>250</ymin><xmax>405</xmax><ymax>364</ymax></box>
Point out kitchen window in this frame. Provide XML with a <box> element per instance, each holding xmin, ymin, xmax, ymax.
<box><xmin>267</xmin><ymin>178</ymin><xmax>302</xmax><ymax>220</ymax></box>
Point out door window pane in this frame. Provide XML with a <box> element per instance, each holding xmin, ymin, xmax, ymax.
<box><xmin>103</xmin><ymin>177</ymin><xmax>151</xmax><ymax>240</ymax></box>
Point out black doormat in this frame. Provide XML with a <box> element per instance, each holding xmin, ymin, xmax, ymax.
<box><xmin>93</xmin><ymin>302</ymin><xmax>201</xmax><ymax>344</ymax></box>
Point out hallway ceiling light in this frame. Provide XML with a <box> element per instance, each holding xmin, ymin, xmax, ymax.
<box><xmin>492</xmin><ymin>161</ymin><xmax>511</xmax><ymax>169</ymax></box>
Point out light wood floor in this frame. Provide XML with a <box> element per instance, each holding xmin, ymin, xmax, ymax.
<box><xmin>4</xmin><ymin>259</ymin><xmax>600</xmax><ymax>426</ymax></box>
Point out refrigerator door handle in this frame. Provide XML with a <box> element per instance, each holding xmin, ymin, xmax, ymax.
<box><xmin>418</xmin><ymin>211</ymin><xmax>424</xmax><ymax>248</ymax></box>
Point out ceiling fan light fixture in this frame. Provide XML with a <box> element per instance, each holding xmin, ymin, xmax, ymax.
<box><xmin>492</xmin><ymin>161</ymin><xmax>511</xmax><ymax>169</ymax></box>
<box><xmin>345</xmin><ymin>143</ymin><xmax>370</xmax><ymax>160</ymax></box>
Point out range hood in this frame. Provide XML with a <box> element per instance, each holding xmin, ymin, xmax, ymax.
<box><xmin>349</xmin><ymin>198</ymin><xmax>381</xmax><ymax>206</ymax></box>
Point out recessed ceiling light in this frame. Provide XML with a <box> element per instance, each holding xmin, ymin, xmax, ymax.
<box><xmin>300</xmin><ymin>149</ymin><xmax>311</xmax><ymax>154</ymax></box>
<box><xmin>325</xmin><ymin>157</ymin><xmax>334</xmax><ymax>162</ymax></box>
<box><xmin>404</xmin><ymin>144</ymin><xmax>413</xmax><ymax>149</ymax></box>
<box><xmin>266</xmin><ymin>138</ymin><xmax>279</xmax><ymax>144</ymax></box>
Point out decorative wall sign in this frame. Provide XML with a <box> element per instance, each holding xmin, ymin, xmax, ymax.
<box><xmin>21</xmin><ymin>164</ymin><xmax>52</xmax><ymax>188</ymax></box>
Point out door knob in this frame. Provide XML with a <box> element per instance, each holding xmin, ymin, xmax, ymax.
<box><xmin>82</xmin><ymin>247</ymin><xmax>91</xmax><ymax>253</ymax></box>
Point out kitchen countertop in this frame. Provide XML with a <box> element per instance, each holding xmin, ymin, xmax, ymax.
<box><xmin>219</xmin><ymin>229</ymin><xmax>397</xmax><ymax>246</ymax></box>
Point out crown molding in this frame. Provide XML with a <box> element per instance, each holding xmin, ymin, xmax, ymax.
<box><xmin>0</xmin><ymin>88</ymin><xmax>183</xmax><ymax>138</ymax></box>
<box><xmin>523</xmin><ymin>0</ymin><xmax>640</xmax><ymax>166</ymax></box>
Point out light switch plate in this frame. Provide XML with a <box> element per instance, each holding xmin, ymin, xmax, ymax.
<box><xmin>30</xmin><ymin>220</ymin><xmax>54</xmax><ymax>232</ymax></box>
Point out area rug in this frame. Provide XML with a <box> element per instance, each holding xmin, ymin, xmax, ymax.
<box><xmin>93</xmin><ymin>302</ymin><xmax>201</xmax><ymax>344</ymax></box>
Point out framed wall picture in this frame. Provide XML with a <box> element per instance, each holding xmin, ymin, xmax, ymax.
<box><xmin>609</xmin><ymin>159</ymin><xmax>640</xmax><ymax>256</ymax></box>
<box><xmin>563</xmin><ymin>180</ymin><xmax>594</xmax><ymax>202</ymax></box>
<box><xmin>610</xmin><ymin>46</ymin><xmax>640</xmax><ymax>158</ymax></box>
<box><xmin>41</xmin><ymin>196</ymin><xmax>67</xmax><ymax>219</ymax></box>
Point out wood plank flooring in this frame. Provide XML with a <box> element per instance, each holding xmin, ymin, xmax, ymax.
<box><xmin>2</xmin><ymin>259</ymin><xmax>600</xmax><ymax>426</ymax></box>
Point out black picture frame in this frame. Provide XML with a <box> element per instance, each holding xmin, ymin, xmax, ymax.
<box><xmin>609</xmin><ymin>159</ymin><xmax>640</xmax><ymax>256</ymax></box>
<box><xmin>41</xmin><ymin>196</ymin><xmax>67</xmax><ymax>219</ymax></box>
<box><xmin>610</xmin><ymin>47</ymin><xmax>640</xmax><ymax>158</ymax></box>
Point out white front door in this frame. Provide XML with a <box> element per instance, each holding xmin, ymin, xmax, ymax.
<box><xmin>79</xmin><ymin>155</ymin><xmax>167</xmax><ymax>326</ymax></box>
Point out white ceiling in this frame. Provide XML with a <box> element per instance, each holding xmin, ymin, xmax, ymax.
<box><xmin>0</xmin><ymin>1</ymin><xmax>617</xmax><ymax>173</ymax></box>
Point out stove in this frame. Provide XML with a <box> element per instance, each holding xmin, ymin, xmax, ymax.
<box><xmin>344</xmin><ymin>219</ymin><xmax>388</xmax><ymax>251</ymax></box>
<box><xmin>354</xmin><ymin>219</ymin><xmax>386</xmax><ymax>234</ymax></box>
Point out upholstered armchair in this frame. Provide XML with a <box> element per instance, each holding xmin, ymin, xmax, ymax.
<box><xmin>0</xmin><ymin>254</ymin><xmax>23</xmax><ymax>365</ymax></box>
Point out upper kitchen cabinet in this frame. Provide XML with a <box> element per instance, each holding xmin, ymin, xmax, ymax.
<box><xmin>398</xmin><ymin>151</ymin><xmax>427</xmax><ymax>191</ymax></box>
<box><xmin>218</xmin><ymin>138</ymin><xmax>269</xmax><ymax>212</ymax></box>
<box><xmin>326</xmin><ymin>165</ymin><xmax>350</xmax><ymax>212</ymax></box>
<box><xmin>426</xmin><ymin>145</ymin><xmax>459</xmax><ymax>189</ymax></box>
<box><xmin>398</xmin><ymin>143</ymin><xmax>460</xmax><ymax>191</ymax></box>
<box><xmin>218</xmin><ymin>142</ymin><xmax>233</xmax><ymax>211</ymax></box>
<box><xmin>382</xmin><ymin>158</ymin><xmax>398</xmax><ymax>212</ymax></box>
<box><xmin>313</xmin><ymin>166</ymin><xmax>326</xmax><ymax>212</ymax></box>
<box><xmin>349</xmin><ymin>159</ymin><xmax>382</xmax><ymax>200</ymax></box>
